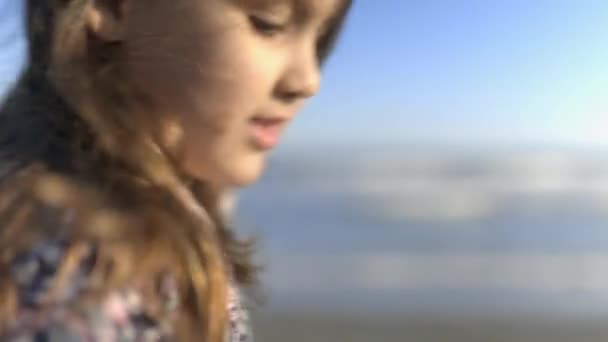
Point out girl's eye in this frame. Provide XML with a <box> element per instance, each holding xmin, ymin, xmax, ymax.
<box><xmin>249</xmin><ymin>15</ymin><xmax>286</xmax><ymax>37</ymax></box>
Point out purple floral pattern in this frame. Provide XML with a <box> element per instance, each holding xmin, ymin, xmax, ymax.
<box><xmin>3</xmin><ymin>239</ymin><xmax>253</xmax><ymax>342</ymax></box>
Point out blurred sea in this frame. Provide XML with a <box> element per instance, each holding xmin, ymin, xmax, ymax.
<box><xmin>236</xmin><ymin>144</ymin><xmax>608</xmax><ymax>341</ymax></box>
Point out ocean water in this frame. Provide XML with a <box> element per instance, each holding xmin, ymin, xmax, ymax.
<box><xmin>235</xmin><ymin>146</ymin><xmax>608</xmax><ymax>340</ymax></box>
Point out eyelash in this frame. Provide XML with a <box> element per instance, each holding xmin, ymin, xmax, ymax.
<box><xmin>249</xmin><ymin>15</ymin><xmax>286</xmax><ymax>38</ymax></box>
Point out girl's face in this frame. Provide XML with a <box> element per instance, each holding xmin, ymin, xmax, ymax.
<box><xmin>91</xmin><ymin>0</ymin><xmax>346</xmax><ymax>187</ymax></box>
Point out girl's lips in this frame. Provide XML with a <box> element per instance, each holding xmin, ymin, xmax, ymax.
<box><xmin>249</xmin><ymin>117</ymin><xmax>285</xmax><ymax>149</ymax></box>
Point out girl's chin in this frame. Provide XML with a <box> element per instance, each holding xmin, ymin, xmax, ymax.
<box><xmin>227</xmin><ymin>158</ymin><xmax>267</xmax><ymax>187</ymax></box>
<box><xmin>210</xmin><ymin>155</ymin><xmax>268</xmax><ymax>188</ymax></box>
<box><xmin>182</xmin><ymin>148</ymin><xmax>268</xmax><ymax>188</ymax></box>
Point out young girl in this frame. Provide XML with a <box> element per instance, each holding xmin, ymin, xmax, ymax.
<box><xmin>0</xmin><ymin>0</ymin><xmax>351</xmax><ymax>340</ymax></box>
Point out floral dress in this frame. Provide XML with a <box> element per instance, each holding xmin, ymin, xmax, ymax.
<box><xmin>3</xmin><ymin>239</ymin><xmax>253</xmax><ymax>342</ymax></box>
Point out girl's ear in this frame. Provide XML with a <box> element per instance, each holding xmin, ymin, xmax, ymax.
<box><xmin>85</xmin><ymin>0</ymin><xmax>130</xmax><ymax>42</ymax></box>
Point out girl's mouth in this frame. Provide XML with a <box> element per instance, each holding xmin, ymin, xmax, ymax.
<box><xmin>249</xmin><ymin>116</ymin><xmax>286</xmax><ymax>149</ymax></box>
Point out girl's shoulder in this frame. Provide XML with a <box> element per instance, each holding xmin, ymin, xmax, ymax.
<box><xmin>6</xmin><ymin>238</ymin><xmax>181</xmax><ymax>341</ymax></box>
<box><xmin>0</xmin><ymin>166</ymin><xmax>254</xmax><ymax>342</ymax></box>
<box><xmin>0</xmin><ymin>167</ymin><xmax>182</xmax><ymax>340</ymax></box>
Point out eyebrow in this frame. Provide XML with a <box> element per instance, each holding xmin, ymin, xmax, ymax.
<box><xmin>235</xmin><ymin>0</ymin><xmax>292</xmax><ymax>11</ymax></box>
<box><xmin>235</xmin><ymin>0</ymin><xmax>350</xmax><ymax>27</ymax></box>
<box><xmin>293</xmin><ymin>0</ymin><xmax>351</xmax><ymax>32</ymax></box>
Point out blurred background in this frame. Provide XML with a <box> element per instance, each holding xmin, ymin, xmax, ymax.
<box><xmin>3</xmin><ymin>1</ymin><xmax>608</xmax><ymax>341</ymax></box>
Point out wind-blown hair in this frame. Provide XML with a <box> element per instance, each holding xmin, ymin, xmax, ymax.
<box><xmin>0</xmin><ymin>0</ymin><xmax>351</xmax><ymax>340</ymax></box>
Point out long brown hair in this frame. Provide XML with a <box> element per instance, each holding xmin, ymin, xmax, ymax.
<box><xmin>0</xmin><ymin>0</ymin><xmax>352</xmax><ymax>340</ymax></box>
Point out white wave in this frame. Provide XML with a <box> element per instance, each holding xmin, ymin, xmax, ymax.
<box><xmin>266</xmin><ymin>149</ymin><xmax>608</xmax><ymax>222</ymax></box>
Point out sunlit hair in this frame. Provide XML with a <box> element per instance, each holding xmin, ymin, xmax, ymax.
<box><xmin>0</xmin><ymin>0</ymin><xmax>351</xmax><ymax>340</ymax></box>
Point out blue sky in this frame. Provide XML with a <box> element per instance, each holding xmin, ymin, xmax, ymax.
<box><xmin>292</xmin><ymin>0</ymin><xmax>608</xmax><ymax>148</ymax></box>
<box><xmin>2</xmin><ymin>0</ymin><xmax>608</xmax><ymax>148</ymax></box>
<box><xmin>0</xmin><ymin>0</ymin><xmax>25</xmax><ymax>90</ymax></box>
